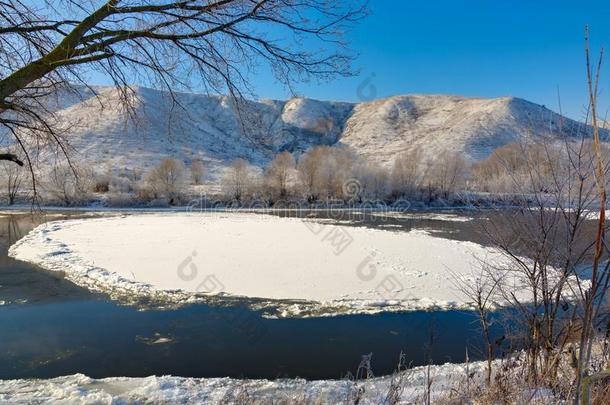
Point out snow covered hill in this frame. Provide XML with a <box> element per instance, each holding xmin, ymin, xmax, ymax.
<box><xmin>8</xmin><ymin>85</ymin><xmax>599</xmax><ymax>178</ymax></box>
<box><xmin>339</xmin><ymin>95</ymin><xmax>588</xmax><ymax>165</ymax></box>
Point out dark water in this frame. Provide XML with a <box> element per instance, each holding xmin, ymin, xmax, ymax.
<box><xmin>0</xmin><ymin>211</ymin><xmax>507</xmax><ymax>380</ymax></box>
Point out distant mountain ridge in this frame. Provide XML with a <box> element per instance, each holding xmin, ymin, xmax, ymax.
<box><xmin>6</xmin><ymin>85</ymin><xmax>601</xmax><ymax>178</ymax></box>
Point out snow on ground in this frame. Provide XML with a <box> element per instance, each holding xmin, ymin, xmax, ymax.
<box><xmin>9</xmin><ymin>212</ymin><xmax>513</xmax><ymax>316</ymax></box>
<box><xmin>0</xmin><ymin>360</ymin><xmax>491</xmax><ymax>404</ymax></box>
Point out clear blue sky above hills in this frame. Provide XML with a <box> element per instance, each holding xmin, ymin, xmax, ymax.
<box><xmin>90</xmin><ymin>0</ymin><xmax>610</xmax><ymax>121</ymax></box>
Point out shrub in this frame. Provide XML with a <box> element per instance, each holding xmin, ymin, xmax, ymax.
<box><xmin>92</xmin><ymin>173</ymin><xmax>110</xmax><ymax>193</ymax></box>
<box><xmin>109</xmin><ymin>175</ymin><xmax>134</xmax><ymax>193</ymax></box>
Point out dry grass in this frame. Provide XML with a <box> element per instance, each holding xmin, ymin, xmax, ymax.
<box><xmin>214</xmin><ymin>338</ymin><xmax>609</xmax><ymax>405</ymax></box>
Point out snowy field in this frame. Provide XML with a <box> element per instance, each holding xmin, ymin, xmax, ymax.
<box><xmin>8</xmin><ymin>212</ymin><xmax>514</xmax><ymax>317</ymax></box>
<box><xmin>0</xmin><ymin>360</ymin><xmax>494</xmax><ymax>404</ymax></box>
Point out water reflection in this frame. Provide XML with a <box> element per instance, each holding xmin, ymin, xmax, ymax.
<box><xmin>0</xmin><ymin>299</ymin><xmax>509</xmax><ymax>380</ymax></box>
<box><xmin>0</xmin><ymin>213</ymin><xmax>103</xmax><ymax>306</ymax></box>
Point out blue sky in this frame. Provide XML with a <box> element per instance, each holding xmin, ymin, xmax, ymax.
<box><xmin>90</xmin><ymin>0</ymin><xmax>610</xmax><ymax>120</ymax></box>
<box><xmin>258</xmin><ymin>0</ymin><xmax>610</xmax><ymax>120</ymax></box>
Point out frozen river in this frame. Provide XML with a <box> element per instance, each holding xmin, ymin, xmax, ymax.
<box><xmin>0</xmin><ymin>210</ymin><xmax>508</xmax><ymax>380</ymax></box>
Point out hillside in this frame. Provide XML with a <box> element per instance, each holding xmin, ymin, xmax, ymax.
<box><xmin>6</xmin><ymin>85</ymin><xmax>598</xmax><ymax>178</ymax></box>
<box><xmin>339</xmin><ymin>95</ymin><xmax>587</xmax><ymax>165</ymax></box>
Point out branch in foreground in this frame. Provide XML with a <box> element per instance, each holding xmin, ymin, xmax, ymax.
<box><xmin>0</xmin><ymin>154</ymin><xmax>24</xmax><ymax>166</ymax></box>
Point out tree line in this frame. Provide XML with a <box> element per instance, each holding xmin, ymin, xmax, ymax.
<box><xmin>2</xmin><ymin>139</ymin><xmax>609</xmax><ymax>207</ymax></box>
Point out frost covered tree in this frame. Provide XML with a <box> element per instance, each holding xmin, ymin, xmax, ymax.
<box><xmin>428</xmin><ymin>151</ymin><xmax>469</xmax><ymax>199</ymax></box>
<box><xmin>190</xmin><ymin>159</ymin><xmax>205</xmax><ymax>185</ymax></box>
<box><xmin>44</xmin><ymin>163</ymin><xmax>91</xmax><ymax>205</ymax></box>
<box><xmin>297</xmin><ymin>145</ymin><xmax>358</xmax><ymax>201</ymax></box>
<box><xmin>390</xmin><ymin>148</ymin><xmax>424</xmax><ymax>197</ymax></box>
<box><xmin>222</xmin><ymin>158</ymin><xmax>253</xmax><ymax>201</ymax></box>
<box><xmin>265</xmin><ymin>151</ymin><xmax>295</xmax><ymax>199</ymax></box>
<box><xmin>146</xmin><ymin>158</ymin><xmax>186</xmax><ymax>202</ymax></box>
<box><xmin>317</xmin><ymin>146</ymin><xmax>356</xmax><ymax>199</ymax></box>
<box><xmin>471</xmin><ymin>142</ymin><xmax>565</xmax><ymax>194</ymax></box>
<box><xmin>478</xmin><ymin>137</ymin><xmax>609</xmax><ymax>385</ymax></box>
<box><xmin>297</xmin><ymin>146</ymin><xmax>325</xmax><ymax>201</ymax></box>
<box><xmin>356</xmin><ymin>163</ymin><xmax>389</xmax><ymax>200</ymax></box>
<box><xmin>471</xmin><ymin>145</ymin><xmax>518</xmax><ymax>193</ymax></box>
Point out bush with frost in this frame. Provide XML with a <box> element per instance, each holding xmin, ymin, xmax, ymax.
<box><xmin>145</xmin><ymin>158</ymin><xmax>187</xmax><ymax>204</ymax></box>
<box><xmin>297</xmin><ymin>145</ymin><xmax>359</xmax><ymax>201</ymax></box>
<box><xmin>426</xmin><ymin>151</ymin><xmax>470</xmax><ymax>200</ymax></box>
<box><xmin>42</xmin><ymin>164</ymin><xmax>92</xmax><ymax>206</ymax></box>
<box><xmin>190</xmin><ymin>159</ymin><xmax>205</xmax><ymax>185</ymax></box>
<box><xmin>221</xmin><ymin>158</ymin><xmax>262</xmax><ymax>202</ymax></box>
<box><xmin>390</xmin><ymin>148</ymin><xmax>424</xmax><ymax>198</ymax></box>
<box><xmin>264</xmin><ymin>151</ymin><xmax>296</xmax><ymax>200</ymax></box>
<box><xmin>354</xmin><ymin>162</ymin><xmax>389</xmax><ymax>201</ymax></box>
<box><xmin>109</xmin><ymin>175</ymin><xmax>134</xmax><ymax>194</ymax></box>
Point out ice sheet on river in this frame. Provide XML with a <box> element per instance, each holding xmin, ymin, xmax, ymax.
<box><xmin>8</xmin><ymin>212</ymin><xmax>580</xmax><ymax>317</ymax></box>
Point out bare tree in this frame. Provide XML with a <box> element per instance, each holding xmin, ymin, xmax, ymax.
<box><xmin>478</xmin><ymin>130</ymin><xmax>610</xmax><ymax>394</ymax></box>
<box><xmin>222</xmin><ymin>158</ymin><xmax>252</xmax><ymax>201</ymax></box>
<box><xmin>327</xmin><ymin>146</ymin><xmax>358</xmax><ymax>200</ymax></box>
<box><xmin>472</xmin><ymin>142</ymin><xmax>566</xmax><ymax>194</ymax></box>
<box><xmin>471</xmin><ymin>143</ymin><xmax>528</xmax><ymax>193</ymax></box>
<box><xmin>44</xmin><ymin>163</ymin><xmax>90</xmax><ymax>205</ymax></box>
<box><xmin>0</xmin><ymin>0</ymin><xmax>366</xmax><ymax>195</ymax></box>
<box><xmin>356</xmin><ymin>162</ymin><xmax>389</xmax><ymax>200</ymax></box>
<box><xmin>574</xmin><ymin>27</ymin><xmax>610</xmax><ymax>403</ymax></box>
<box><xmin>296</xmin><ymin>145</ymin><xmax>358</xmax><ymax>201</ymax></box>
<box><xmin>390</xmin><ymin>147</ymin><xmax>423</xmax><ymax>197</ymax></box>
<box><xmin>0</xmin><ymin>157</ymin><xmax>23</xmax><ymax>204</ymax></box>
<box><xmin>265</xmin><ymin>151</ymin><xmax>295</xmax><ymax>199</ymax></box>
<box><xmin>428</xmin><ymin>151</ymin><xmax>469</xmax><ymax>199</ymax></box>
<box><xmin>453</xmin><ymin>268</ymin><xmax>500</xmax><ymax>387</ymax></box>
<box><xmin>297</xmin><ymin>146</ymin><xmax>325</xmax><ymax>201</ymax></box>
<box><xmin>190</xmin><ymin>159</ymin><xmax>205</xmax><ymax>185</ymax></box>
<box><xmin>146</xmin><ymin>157</ymin><xmax>186</xmax><ymax>202</ymax></box>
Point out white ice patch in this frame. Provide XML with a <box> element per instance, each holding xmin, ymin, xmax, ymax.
<box><xmin>369</xmin><ymin>212</ymin><xmax>474</xmax><ymax>222</ymax></box>
<box><xmin>8</xmin><ymin>212</ymin><xmax>572</xmax><ymax>317</ymax></box>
